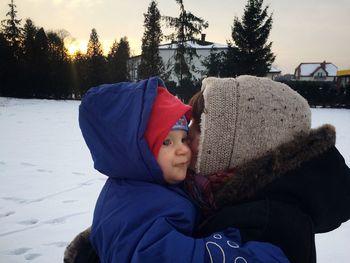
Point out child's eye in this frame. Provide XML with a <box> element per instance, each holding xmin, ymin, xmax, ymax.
<box><xmin>162</xmin><ymin>139</ymin><xmax>172</xmax><ymax>146</ymax></box>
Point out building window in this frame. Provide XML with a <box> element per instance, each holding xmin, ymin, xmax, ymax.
<box><xmin>315</xmin><ymin>72</ymin><xmax>325</xmax><ymax>80</ymax></box>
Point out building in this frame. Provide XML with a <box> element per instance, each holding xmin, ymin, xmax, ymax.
<box><xmin>128</xmin><ymin>38</ymin><xmax>227</xmax><ymax>83</ymax></box>
<box><xmin>294</xmin><ymin>61</ymin><xmax>337</xmax><ymax>81</ymax></box>
<box><xmin>158</xmin><ymin>40</ymin><xmax>227</xmax><ymax>82</ymax></box>
<box><xmin>266</xmin><ymin>65</ymin><xmax>281</xmax><ymax>80</ymax></box>
<box><xmin>128</xmin><ymin>55</ymin><xmax>141</xmax><ymax>81</ymax></box>
<box><xmin>336</xmin><ymin>69</ymin><xmax>350</xmax><ymax>88</ymax></box>
<box><xmin>128</xmin><ymin>37</ymin><xmax>281</xmax><ymax>83</ymax></box>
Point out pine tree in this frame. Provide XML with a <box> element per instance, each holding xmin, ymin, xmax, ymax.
<box><xmin>1</xmin><ymin>0</ymin><xmax>23</xmax><ymax>97</ymax></box>
<box><xmin>71</xmin><ymin>51</ymin><xmax>89</xmax><ymax>98</ymax></box>
<box><xmin>138</xmin><ymin>0</ymin><xmax>163</xmax><ymax>80</ymax></box>
<box><xmin>21</xmin><ymin>19</ymin><xmax>37</xmax><ymax>97</ymax></box>
<box><xmin>108</xmin><ymin>37</ymin><xmax>130</xmax><ymax>82</ymax></box>
<box><xmin>202</xmin><ymin>48</ymin><xmax>224</xmax><ymax>77</ymax></box>
<box><xmin>47</xmin><ymin>31</ymin><xmax>67</xmax><ymax>62</ymax></box>
<box><xmin>220</xmin><ymin>44</ymin><xmax>240</xmax><ymax>77</ymax></box>
<box><xmin>163</xmin><ymin>0</ymin><xmax>208</xmax><ymax>82</ymax></box>
<box><xmin>85</xmin><ymin>28</ymin><xmax>107</xmax><ymax>91</ymax></box>
<box><xmin>33</xmin><ymin>27</ymin><xmax>50</xmax><ymax>98</ymax></box>
<box><xmin>86</xmin><ymin>28</ymin><xmax>103</xmax><ymax>58</ymax></box>
<box><xmin>230</xmin><ymin>0</ymin><xmax>275</xmax><ymax>76</ymax></box>
<box><xmin>22</xmin><ymin>19</ymin><xmax>37</xmax><ymax>61</ymax></box>
<box><xmin>47</xmin><ymin>31</ymin><xmax>70</xmax><ymax>98</ymax></box>
<box><xmin>0</xmin><ymin>32</ymin><xmax>13</xmax><ymax>96</ymax></box>
<box><xmin>1</xmin><ymin>0</ymin><xmax>22</xmax><ymax>58</ymax></box>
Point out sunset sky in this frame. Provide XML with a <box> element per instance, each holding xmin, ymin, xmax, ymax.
<box><xmin>1</xmin><ymin>0</ymin><xmax>349</xmax><ymax>74</ymax></box>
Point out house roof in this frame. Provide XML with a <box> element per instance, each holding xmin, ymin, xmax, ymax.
<box><xmin>295</xmin><ymin>62</ymin><xmax>338</xmax><ymax>76</ymax></box>
<box><xmin>158</xmin><ymin>40</ymin><xmax>227</xmax><ymax>50</ymax></box>
<box><xmin>269</xmin><ymin>65</ymin><xmax>281</xmax><ymax>73</ymax></box>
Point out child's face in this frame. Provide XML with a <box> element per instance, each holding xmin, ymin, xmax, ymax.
<box><xmin>157</xmin><ymin>130</ymin><xmax>192</xmax><ymax>184</ymax></box>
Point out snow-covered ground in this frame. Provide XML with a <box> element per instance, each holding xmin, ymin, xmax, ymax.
<box><xmin>0</xmin><ymin>97</ymin><xmax>349</xmax><ymax>263</ymax></box>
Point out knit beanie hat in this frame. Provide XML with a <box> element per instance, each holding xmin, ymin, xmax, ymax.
<box><xmin>196</xmin><ymin>76</ymin><xmax>311</xmax><ymax>176</ymax></box>
<box><xmin>171</xmin><ymin>115</ymin><xmax>189</xmax><ymax>132</ymax></box>
<box><xmin>145</xmin><ymin>86</ymin><xmax>191</xmax><ymax>158</ymax></box>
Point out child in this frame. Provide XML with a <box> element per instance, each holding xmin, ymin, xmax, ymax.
<box><xmin>77</xmin><ymin>77</ymin><xmax>289</xmax><ymax>263</ymax></box>
<box><xmin>186</xmin><ymin>76</ymin><xmax>350</xmax><ymax>263</ymax></box>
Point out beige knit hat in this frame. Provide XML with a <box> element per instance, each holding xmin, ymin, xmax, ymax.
<box><xmin>196</xmin><ymin>75</ymin><xmax>311</xmax><ymax>175</ymax></box>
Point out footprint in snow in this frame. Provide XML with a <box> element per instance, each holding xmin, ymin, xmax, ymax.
<box><xmin>62</xmin><ymin>200</ymin><xmax>78</xmax><ymax>203</ymax></box>
<box><xmin>43</xmin><ymin>212</ymin><xmax>86</xmax><ymax>225</ymax></box>
<box><xmin>24</xmin><ymin>253</ymin><xmax>41</xmax><ymax>260</ymax></box>
<box><xmin>0</xmin><ymin>211</ymin><xmax>16</xmax><ymax>218</ymax></box>
<box><xmin>18</xmin><ymin>219</ymin><xmax>39</xmax><ymax>225</ymax></box>
<box><xmin>0</xmin><ymin>161</ymin><xmax>6</xmax><ymax>165</ymax></box>
<box><xmin>36</xmin><ymin>169</ymin><xmax>53</xmax><ymax>173</ymax></box>
<box><xmin>8</xmin><ymin>247</ymin><xmax>32</xmax><ymax>255</ymax></box>
<box><xmin>72</xmin><ymin>172</ymin><xmax>85</xmax><ymax>175</ymax></box>
<box><xmin>21</xmin><ymin>162</ymin><xmax>36</xmax><ymax>167</ymax></box>
<box><xmin>45</xmin><ymin>241</ymin><xmax>68</xmax><ymax>248</ymax></box>
<box><xmin>80</xmin><ymin>181</ymin><xmax>94</xmax><ymax>186</ymax></box>
<box><xmin>2</xmin><ymin>197</ymin><xmax>27</xmax><ymax>204</ymax></box>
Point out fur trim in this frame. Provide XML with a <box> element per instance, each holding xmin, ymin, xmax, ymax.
<box><xmin>64</xmin><ymin>227</ymin><xmax>91</xmax><ymax>263</ymax></box>
<box><xmin>215</xmin><ymin>124</ymin><xmax>336</xmax><ymax>207</ymax></box>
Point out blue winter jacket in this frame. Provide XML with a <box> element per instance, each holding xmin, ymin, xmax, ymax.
<box><xmin>79</xmin><ymin>77</ymin><xmax>290</xmax><ymax>263</ymax></box>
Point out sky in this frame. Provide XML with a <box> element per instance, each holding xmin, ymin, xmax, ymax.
<box><xmin>1</xmin><ymin>0</ymin><xmax>350</xmax><ymax>74</ymax></box>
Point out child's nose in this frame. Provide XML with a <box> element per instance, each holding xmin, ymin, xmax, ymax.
<box><xmin>176</xmin><ymin>143</ymin><xmax>190</xmax><ymax>155</ymax></box>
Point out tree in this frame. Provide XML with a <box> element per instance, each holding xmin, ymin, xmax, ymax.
<box><xmin>71</xmin><ymin>51</ymin><xmax>89</xmax><ymax>98</ymax></box>
<box><xmin>47</xmin><ymin>31</ymin><xmax>71</xmax><ymax>98</ymax></box>
<box><xmin>85</xmin><ymin>28</ymin><xmax>107</xmax><ymax>92</ymax></box>
<box><xmin>47</xmin><ymin>31</ymin><xmax>67</xmax><ymax>62</ymax></box>
<box><xmin>138</xmin><ymin>0</ymin><xmax>164</xmax><ymax>80</ymax></box>
<box><xmin>230</xmin><ymin>0</ymin><xmax>275</xmax><ymax>76</ymax></box>
<box><xmin>0</xmin><ymin>32</ymin><xmax>13</xmax><ymax>96</ymax></box>
<box><xmin>22</xmin><ymin>18</ymin><xmax>37</xmax><ymax>61</ymax></box>
<box><xmin>21</xmin><ymin>18</ymin><xmax>38</xmax><ymax>97</ymax></box>
<box><xmin>202</xmin><ymin>48</ymin><xmax>225</xmax><ymax>77</ymax></box>
<box><xmin>32</xmin><ymin>27</ymin><xmax>50</xmax><ymax>98</ymax></box>
<box><xmin>163</xmin><ymin>0</ymin><xmax>208</xmax><ymax>82</ymax></box>
<box><xmin>86</xmin><ymin>28</ymin><xmax>103</xmax><ymax>58</ymax></box>
<box><xmin>108</xmin><ymin>37</ymin><xmax>130</xmax><ymax>82</ymax></box>
<box><xmin>1</xmin><ymin>0</ymin><xmax>22</xmax><ymax>58</ymax></box>
<box><xmin>220</xmin><ymin>43</ymin><xmax>240</xmax><ymax>77</ymax></box>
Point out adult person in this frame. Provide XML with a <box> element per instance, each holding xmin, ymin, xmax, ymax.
<box><xmin>186</xmin><ymin>76</ymin><xmax>350</xmax><ymax>263</ymax></box>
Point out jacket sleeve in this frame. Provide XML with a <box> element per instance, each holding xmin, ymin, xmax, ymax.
<box><xmin>262</xmin><ymin>146</ymin><xmax>350</xmax><ymax>234</ymax></box>
<box><xmin>126</xmin><ymin>216</ymin><xmax>290</xmax><ymax>263</ymax></box>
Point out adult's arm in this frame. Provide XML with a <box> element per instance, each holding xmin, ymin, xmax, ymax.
<box><xmin>126</xmin><ymin>215</ymin><xmax>289</xmax><ymax>263</ymax></box>
<box><xmin>196</xmin><ymin>199</ymin><xmax>315</xmax><ymax>263</ymax></box>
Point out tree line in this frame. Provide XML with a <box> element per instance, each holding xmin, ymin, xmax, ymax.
<box><xmin>0</xmin><ymin>0</ymin><xmax>132</xmax><ymax>99</ymax></box>
<box><xmin>0</xmin><ymin>0</ymin><xmax>275</xmax><ymax>101</ymax></box>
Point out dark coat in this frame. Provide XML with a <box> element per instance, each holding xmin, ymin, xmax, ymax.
<box><xmin>196</xmin><ymin>125</ymin><xmax>350</xmax><ymax>263</ymax></box>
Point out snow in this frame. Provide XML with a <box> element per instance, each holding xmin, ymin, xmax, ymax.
<box><xmin>159</xmin><ymin>40</ymin><xmax>227</xmax><ymax>50</ymax></box>
<box><xmin>269</xmin><ymin>65</ymin><xmax>281</xmax><ymax>73</ymax></box>
<box><xmin>0</xmin><ymin>97</ymin><xmax>349</xmax><ymax>263</ymax></box>
<box><xmin>298</xmin><ymin>63</ymin><xmax>338</xmax><ymax>76</ymax></box>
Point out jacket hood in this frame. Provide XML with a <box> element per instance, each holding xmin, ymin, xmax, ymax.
<box><xmin>79</xmin><ymin>77</ymin><xmax>166</xmax><ymax>184</ymax></box>
<box><xmin>215</xmin><ymin>124</ymin><xmax>337</xmax><ymax>206</ymax></box>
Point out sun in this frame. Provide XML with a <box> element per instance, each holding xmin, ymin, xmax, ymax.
<box><xmin>67</xmin><ymin>43</ymin><xmax>79</xmax><ymax>56</ymax></box>
<box><xmin>65</xmin><ymin>39</ymin><xmax>88</xmax><ymax>57</ymax></box>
